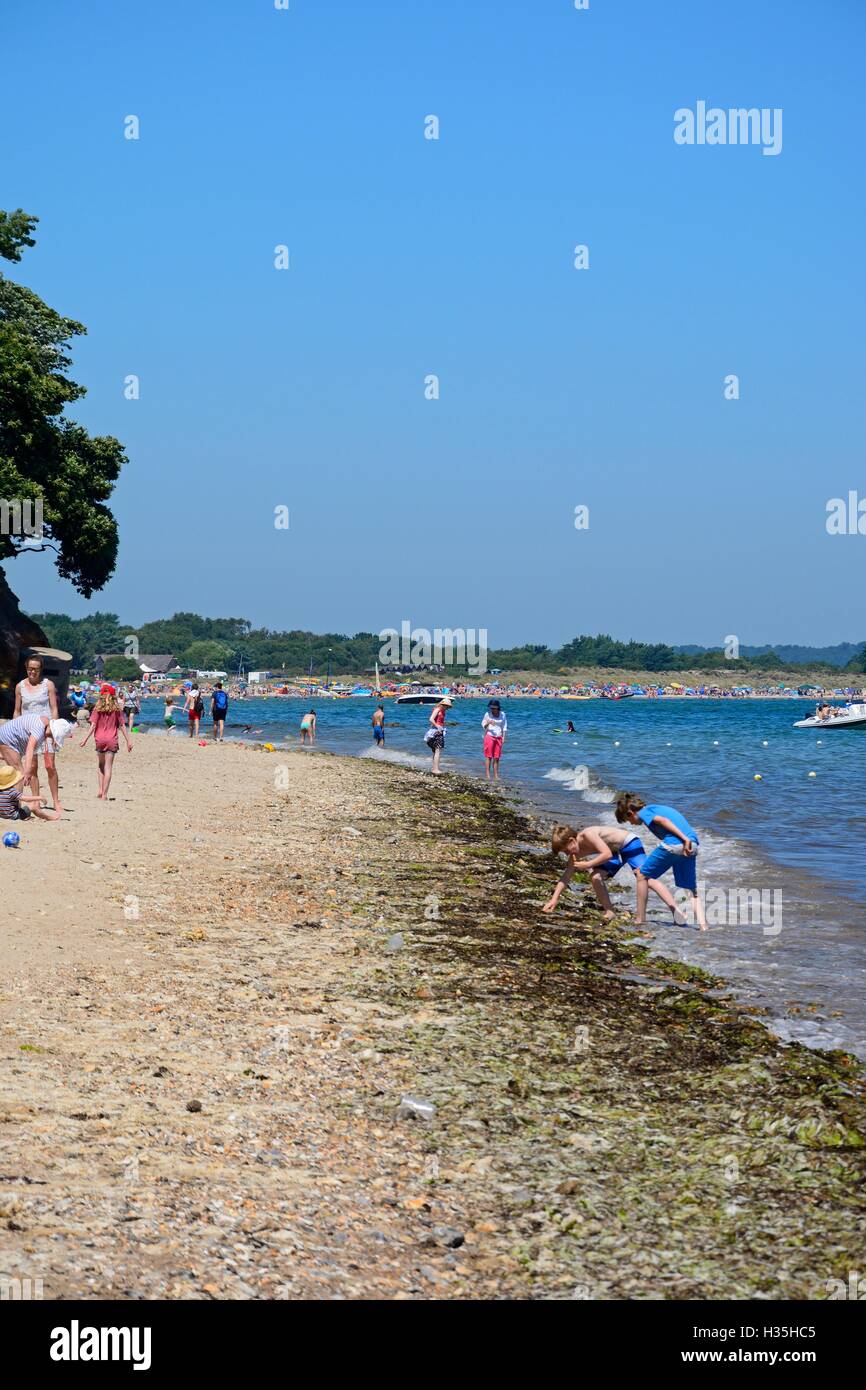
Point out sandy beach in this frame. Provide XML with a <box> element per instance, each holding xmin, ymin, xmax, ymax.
<box><xmin>1</xmin><ymin>733</ymin><xmax>864</xmax><ymax>1301</ymax></box>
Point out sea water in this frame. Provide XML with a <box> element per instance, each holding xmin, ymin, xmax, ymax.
<box><xmin>138</xmin><ymin>695</ymin><xmax>866</xmax><ymax>1058</ymax></box>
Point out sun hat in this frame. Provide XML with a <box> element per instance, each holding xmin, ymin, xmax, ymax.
<box><xmin>0</xmin><ymin>765</ymin><xmax>24</xmax><ymax>792</ymax></box>
<box><xmin>440</xmin><ymin>696</ymin><xmax>454</xmax><ymax>706</ymax></box>
<box><xmin>99</xmin><ymin>683</ymin><xmax>116</xmax><ymax>694</ymax></box>
<box><xmin>48</xmin><ymin>718</ymin><xmax>75</xmax><ymax>750</ymax></box>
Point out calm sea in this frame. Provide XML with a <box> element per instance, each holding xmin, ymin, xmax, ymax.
<box><xmin>138</xmin><ymin>694</ymin><xmax>866</xmax><ymax>1059</ymax></box>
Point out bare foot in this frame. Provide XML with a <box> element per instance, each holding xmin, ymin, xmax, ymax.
<box><xmin>602</xmin><ymin>910</ymin><xmax>616</xmax><ymax>922</ymax></box>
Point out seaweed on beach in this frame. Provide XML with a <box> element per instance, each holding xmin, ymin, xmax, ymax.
<box><xmin>2</xmin><ymin>745</ymin><xmax>863</xmax><ymax>1301</ymax></box>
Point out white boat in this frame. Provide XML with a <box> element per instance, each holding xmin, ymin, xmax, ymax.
<box><xmin>396</xmin><ymin>688</ymin><xmax>451</xmax><ymax>706</ymax></box>
<box><xmin>794</xmin><ymin>702</ymin><xmax>866</xmax><ymax>729</ymax></box>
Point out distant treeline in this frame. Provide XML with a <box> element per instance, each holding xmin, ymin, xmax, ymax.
<box><xmin>28</xmin><ymin>612</ymin><xmax>866</xmax><ymax>676</ymax></box>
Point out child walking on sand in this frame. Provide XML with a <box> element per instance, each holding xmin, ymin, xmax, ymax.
<box><xmin>80</xmin><ymin>685</ymin><xmax>133</xmax><ymax>799</ymax></box>
<box><xmin>543</xmin><ymin>823</ymin><xmax>683</xmax><ymax>922</ymax></box>
<box><xmin>615</xmin><ymin>792</ymin><xmax>708</xmax><ymax>930</ymax></box>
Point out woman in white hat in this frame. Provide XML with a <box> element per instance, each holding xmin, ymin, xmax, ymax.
<box><xmin>424</xmin><ymin>696</ymin><xmax>453</xmax><ymax>775</ymax></box>
<box><xmin>14</xmin><ymin>654</ymin><xmax>61</xmax><ymax>811</ymax></box>
<box><xmin>0</xmin><ymin>714</ymin><xmax>74</xmax><ymax>812</ymax></box>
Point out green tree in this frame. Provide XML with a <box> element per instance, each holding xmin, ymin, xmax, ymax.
<box><xmin>103</xmin><ymin>655</ymin><xmax>140</xmax><ymax>682</ymax></box>
<box><xmin>182</xmin><ymin>639</ymin><xmax>235</xmax><ymax>670</ymax></box>
<box><xmin>0</xmin><ymin>209</ymin><xmax>127</xmax><ymax>596</ymax></box>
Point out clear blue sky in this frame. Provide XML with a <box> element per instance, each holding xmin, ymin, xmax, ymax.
<box><xmin>3</xmin><ymin>0</ymin><xmax>865</xmax><ymax>648</ymax></box>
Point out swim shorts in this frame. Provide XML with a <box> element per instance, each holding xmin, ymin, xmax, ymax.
<box><xmin>641</xmin><ymin>844</ymin><xmax>698</xmax><ymax>892</ymax></box>
<box><xmin>374</xmin><ymin>726</ymin><xmax>384</xmax><ymax>742</ymax></box>
<box><xmin>483</xmin><ymin>733</ymin><xmax>503</xmax><ymax>759</ymax></box>
<box><xmin>599</xmin><ymin>837</ymin><xmax>647</xmax><ymax>877</ymax></box>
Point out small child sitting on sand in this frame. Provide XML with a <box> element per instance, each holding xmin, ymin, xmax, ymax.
<box><xmin>0</xmin><ymin>765</ymin><xmax>61</xmax><ymax>821</ymax></box>
<box><xmin>543</xmin><ymin>822</ymin><xmax>682</xmax><ymax>921</ymax></box>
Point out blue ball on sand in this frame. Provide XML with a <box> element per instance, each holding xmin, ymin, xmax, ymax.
<box><xmin>3</xmin><ymin>831</ymin><xmax>21</xmax><ymax>848</ymax></box>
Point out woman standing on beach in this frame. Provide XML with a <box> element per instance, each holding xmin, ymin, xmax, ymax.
<box><xmin>13</xmin><ymin>655</ymin><xmax>62</xmax><ymax>811</ymax></box>
<box><xmin>122</xmin><ymin>686</ymin><xmax>140</xmax><ymax>733</ymax></box>
<box><xmin>79</xmin><ymin>685</ymin><xmax>132</xmax><ymax>799</ymax></box>
<box><xmin>481</xmin><ymin>698</ymin><xmax>507</xmax><ymax>781</ymax></box>
<box><xmin>425</xmin><ymin>696</ymin><xmax>452</xmax><ymax>775</ymax></box>
<box><xmin>184</xmin><ymin>683</ymin><xmax>203</xmax><ymax>739</ymax></box>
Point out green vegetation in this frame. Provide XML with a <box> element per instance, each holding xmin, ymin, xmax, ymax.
<box><xmin>0</xmin><ymin>209</ymin><xmax>127</xmax><ymax>596</ymax></box>
<box><xmin>28</xmin><ymin>611</ymin><xmax>866</xmax><ymax>680</ymax></box>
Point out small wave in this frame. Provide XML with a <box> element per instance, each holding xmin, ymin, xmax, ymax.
<box><xmin>359</xmin><ymin>746</ymin><xmax>432</xmax><ymax>771</ymax></box>
<box><xmin>543</xmin><ymin>765</ymin><xmax>617</xmax><ymax>802</ymax></box>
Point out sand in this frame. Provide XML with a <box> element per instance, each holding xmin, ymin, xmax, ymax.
<box><xmin>1</xmin><ymin>731</ymin><xmax>864</xmax><ymax>1301</ymax></box>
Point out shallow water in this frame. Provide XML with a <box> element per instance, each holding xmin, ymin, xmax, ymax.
<box><xmin>137</xmin><ymin>695</ymin><xmax>866</xmax><ymax>1058</ymax></box>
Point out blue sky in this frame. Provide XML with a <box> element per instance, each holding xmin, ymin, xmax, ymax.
<box><xmin>3</xmin><ymin>0</ymin><xmax>865</xmax><ymax>648</ymax></box>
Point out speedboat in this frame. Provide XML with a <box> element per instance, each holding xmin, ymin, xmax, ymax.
<box><xmin>794</xmin><ymin>702</ymin><xmax>866</xmax><ymax>729</ymax></box>
<box><xmin>396</xmin><ymin>687</ymin><xmax>451</xmax><ymax>705</ymax></box>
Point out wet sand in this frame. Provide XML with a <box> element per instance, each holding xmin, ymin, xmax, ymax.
<box><xmin>1</xmin><ymin>734</ymin><xmax>864</xmax><ymax>1299</ymax></box>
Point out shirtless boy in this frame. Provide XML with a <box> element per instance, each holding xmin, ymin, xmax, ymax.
<box><xmin>542</xmin><ymin>822</ymin><xmax>683</xmax><ymax>922</ymax></box>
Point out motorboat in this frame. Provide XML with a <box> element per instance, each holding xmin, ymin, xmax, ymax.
<box><xmin>794</xmin><ymin>702</ymin><xmax>866</xmax><ymax>729</ymax></box>
<box><xmin>396</xmin><ymin>687</ymin><xmax>452</xmax><ymax>705</ymax></box>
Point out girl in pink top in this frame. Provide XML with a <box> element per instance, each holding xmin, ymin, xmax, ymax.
<box><xmin>80</xmin><ymin>686</ymin><xmax>132</xmax><ymax>799</ymax></box>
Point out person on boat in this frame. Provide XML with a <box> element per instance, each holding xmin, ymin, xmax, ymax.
<box><xmin>372</xmin><ymin>705</ymin><xmax>386</xmax><ymax>747</ymax></box>
<box><xmin>424</xmin><ymin>696</ymin><xmax>452</xmax><ymax>774</ymax></box>
<box><xmin>481</xmin><ymin>699</ymin><xmax>507</xmax><ymax>781</ymax></box>
<box><xmin>13</xmin><ymin>655</ymin><xmax>62</xmax><ymax>810</ymax></box>
<box><xmin>300</xmin><ymin>709</ymin><xmax>317</xmax><ymax>744</ymax></box>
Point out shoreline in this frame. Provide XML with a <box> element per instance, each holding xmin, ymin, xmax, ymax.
<box><xmin>1</xmin><ymin>738</ymin><xmax>864</xmax><ymax>1299</ymax></box>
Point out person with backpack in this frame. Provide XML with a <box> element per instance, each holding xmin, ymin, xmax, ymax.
<box><xmin>211</xmin><ymin>681</ymin><xmax>229</xmax><ymax>741</ymax></box>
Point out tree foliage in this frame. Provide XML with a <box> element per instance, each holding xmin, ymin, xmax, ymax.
<box><xmin>28</xmin><ymin>610</ymin><xmax>852</xmax><ymax>678</ymax></box>
<box><xmin>0</xmin><ymin>209</ymin><xmax>127</xmax><ymax>596</ymax></box>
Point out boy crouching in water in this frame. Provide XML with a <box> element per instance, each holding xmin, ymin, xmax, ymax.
<box><xmin>543</xmin><ymin>822</ymin><xmax>682</xmax><ymax>921</ymax></box>
<box><xmin>615</xmin><ymin>792</ymin><xmax>707</xmax><ymax>931</ymax></box>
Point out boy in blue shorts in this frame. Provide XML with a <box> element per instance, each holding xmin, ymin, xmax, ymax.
<box><xmin>543</xmin><ymin>823</ymin><xmax>681</xmax><ymax>922</ymax></box>
<box><xmin>615</xmin><ymin>792</ymin><xmax>707</xmax><ymax>930</ymax></box>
